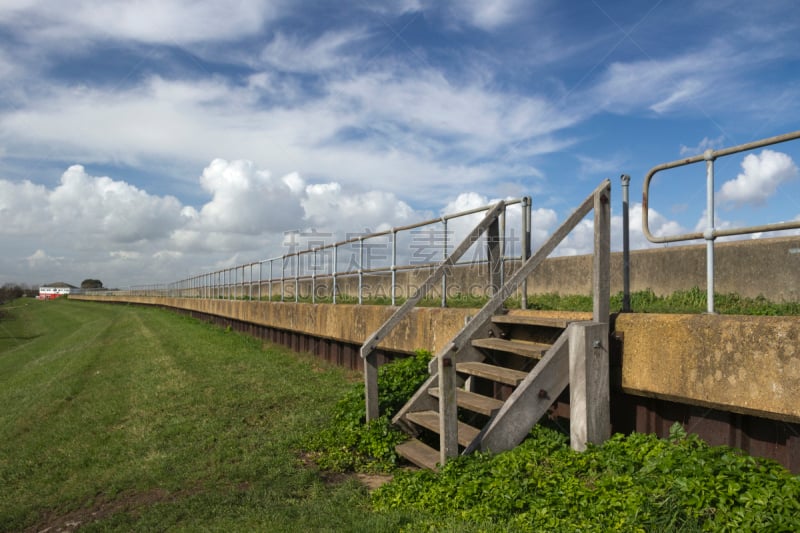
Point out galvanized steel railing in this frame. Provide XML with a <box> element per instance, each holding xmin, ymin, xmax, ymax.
<box><xmin>642</xmin><ymin>130</ymin><xmax>800</xmax><ymax>313</ymax></box>
<box><xmin>119</xmin><ymin>197</ymin><xmax>532</xmax><ymax>308</ymax></box>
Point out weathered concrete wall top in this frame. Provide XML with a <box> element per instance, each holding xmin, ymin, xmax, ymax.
<box><xmin>615</xmin><ymin>313</ymin><xmax>800</xmax><ymax>423</ymax></box>
<box><xmin>78</xmin><ymin>296</ymin><xmax>477</xmax><ymax>355</ymax></box>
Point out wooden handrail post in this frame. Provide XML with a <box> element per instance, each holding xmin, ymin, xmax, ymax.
<box><xmin>569</xmin><ymin>322</ymin><xmax>610</xmax><ymax>451</ymax></box>
<box><xmin>438</xmin><ymin>345</ymin><xmax>459</xmax><ymax>464</ymax></box>
<box><xmin>487</xmin><ymin>215</ymin><xmax>502</xmax><ymax>296</ymax></box>
<box><xmin>593</xmin><ymin>183</ymin><xmax>611</xmax><ymax>323</ymax></box>
<box><xmin>364</xmin><ymin>351</ymin><xmax>379</xmax><ymax>421</ymax></box>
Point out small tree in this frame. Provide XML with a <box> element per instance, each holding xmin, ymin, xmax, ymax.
<box><xmin>80</xmin><ymin>279</ymin><xmax>104</xmax><ymax>289</ymax></box>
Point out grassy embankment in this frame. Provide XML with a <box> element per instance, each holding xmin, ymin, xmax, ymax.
<box><xmin>3</xmin><ymin>297</ymin><xmax>799</xmax><ymax>531</ymax></box>
<box><xmin>0</xmin><ymin>299</ymin><xmax>413</xmax><ymax>531</ymax></box>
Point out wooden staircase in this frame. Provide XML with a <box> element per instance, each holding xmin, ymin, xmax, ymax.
<box><xmin>361</xmin><ymin>178</ymin><xmax>612</xmax><ymax>471</ymax></box>
<box><xmin>394</xmin><ymin>313</ymin><xmax>582</xmax><ymax>470</ymax></box>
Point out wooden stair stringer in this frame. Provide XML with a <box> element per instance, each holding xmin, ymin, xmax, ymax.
<box><xmin>468</xmin><ymin>329</ymin><xmax>571</xmax><ymax>455</ymax></box>
<box><xmin>392</xmin><ymin>372</ymin><xmax>439</xmax><ymax>432</ymax></box>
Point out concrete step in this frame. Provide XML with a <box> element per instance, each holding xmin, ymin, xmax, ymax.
<box><xmin>491</xmin><ymin>315</ymin><xmax>573</xmax><ymax>328</ymax></box>
<box><xmin>396</xmin><ymin>438</ymin><xmax>440</xmax><ymax>471</ymax></box>
<box><xmin>405</xmin><ymin>410</ymin><xmax>480</xmax><ymax>447</ymax></box>
<box><xmin>456</xmin><ymin>361</ymin><xmax>528</xmax><ymax>386</ymax></box>
<box><xmin>471</xmin><ymin>337</ymin><xmax>550</xmax><ymax>358</ymax></box>
<box><xmin>428</xmin><ymin>387</ymin><xmax>504</xmax><ymax>416</ymax></box>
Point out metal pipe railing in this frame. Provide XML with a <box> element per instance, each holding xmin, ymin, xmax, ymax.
<box><xmin>127</xmin><ymin>196</ymin><xmax>533</xmax><ymax>304</ymax></box>
<box><xmin>642</xmin><ymin>129</ymin><xmax>800</xmax><ymax>312</ymax></box>
<box><xmin>620</xmin><ymin>174</ymin><xmax>631</xmax><ymax>312</ymax></box>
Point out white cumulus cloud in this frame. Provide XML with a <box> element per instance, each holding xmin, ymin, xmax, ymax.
<box><xmin>0</xmin><ymin>165</ymin><xmax>185</xmax><ymax>243</ymax></box>
<box><xmin>718</xmin><ymin>149</ymin><xmax>798</xmax><ymax>206</ymax></box>
<box><xmin>302</xmin><ymin>182</ymin><xmax>419</xmax><ymax>232</ymax></box>
<box><xmin>196</xmin><ymin>158</ymin><xmax>304</xmax><ymax>234</ymax></box>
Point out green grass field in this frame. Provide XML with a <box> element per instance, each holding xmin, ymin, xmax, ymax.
<box><xmin>0</xmin><ymin>299</ymin><xmax>414</xmax><ymax>532</ymax></box>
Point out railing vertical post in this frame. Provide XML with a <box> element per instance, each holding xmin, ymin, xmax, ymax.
<box><xmin>281</xmin><ymin>257</ymin><xmax>285</xmax><ymax>302</ymax></box>
<box><xmin>358</xmin><ymin>237</ymin><xmax>364</xmax><ymax>305</ymax></box>
<box><xmin>294</xmin><ymin>254</ymin><xmax>299</xmax><ymax>303</ymax></box>
<box><xmin>521</xmin><ymin>196</ymin><xmax>531</xmax><ymax>309</ymax></box>
<box><xmin>269</xmin><ymin>260</ymin><xmax>273</xmax><ymax>301</ymax></box>
<box><xmin>441</xmin><ymin>218</ymin><xmax>448</xmax><ymax>308</ymax></box>
<box><xmin>704</xmin><ymin>150</ymin><xmax>716</xmax><ymax>314</ymax></box>
<box><xmin>333</xmin><ymin>245</ymin><xmax>338</xmax><ymax>304</ymax></box>
<box><xmin>312</xmin><ymin>249</ymin><xmax>317</xmax><ymax>304</ymax></box>
<box><xmin>593</xmin><ymin>183</ymin><xmax>611</xmax><ymax>323</ymax></box>
<box><xmin>258</xmin><ymin>261</ymin><xmax>262</xmax><ymax>301</ymax></box>
<box><xmin>391</xmin><ymin>229</ymin><xmax>397</xmax><ymax>306</ymax></box>
<box><xmin>621</xmin><ymin>175</ymin><xmax>631</xmax><ymax>312</ymax></box>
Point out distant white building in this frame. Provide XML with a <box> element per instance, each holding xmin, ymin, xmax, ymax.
<box><xmin>38</xmin><ymin>282</ymin><xmax>77</xmax><ymax>300</ymax></box>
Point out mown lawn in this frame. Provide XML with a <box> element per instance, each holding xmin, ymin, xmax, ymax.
<box><xmin>0</xmin><ymin>299</ymin><xmax>415</xmax><ymax>532</ymax></box>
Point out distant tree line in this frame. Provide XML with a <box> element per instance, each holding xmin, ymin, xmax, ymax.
<box><xmin>81</xmin><ymin>279</ymin><xmax>104</xmax><ymax>289</ymax></box>
<box><xmin>0</xmin><ymin>283</ymin><xmax>38</xmax><ymax>303</ymax></box>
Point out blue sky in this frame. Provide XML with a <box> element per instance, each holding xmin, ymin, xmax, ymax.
<box><xmin>1</xmin><ymin>0</ymin><xmax>799</xmax><ymax>288</ymax></box>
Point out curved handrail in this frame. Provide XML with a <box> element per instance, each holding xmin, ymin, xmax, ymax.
<box><xmin>642</xmin><ymin>130</ymin><xmax>800</xmax><ymax>243</ymax></box>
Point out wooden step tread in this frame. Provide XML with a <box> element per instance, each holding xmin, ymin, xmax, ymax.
<box><xmin>428</xmin><ymin>387</ymin><xmax>504</xmax><ymax>416</ymax></box>
<box><xmin>456</xmin><ymin>362</ymin><xmax>528</xmax><ymax>386</ymax></box>
<box><xmin>396</xmin><ymin>438</ymin><xmax>440</xmax><ymax>471</ymax></box>
<box><xmin>491</xmin><ymin>315</ymin><xmax>573</xmax><ymax>328</ymax></box>
<box><xmin>472</xmin><ymin>337</ymin><xmax>550</xmax><ymax>358</ymax></box>
<box><xmin>405</xmin><ymin>410</ymin><xmax>480</xmax><ymax>447</ymax></box>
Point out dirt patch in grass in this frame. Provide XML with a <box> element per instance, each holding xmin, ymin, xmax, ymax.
<box><xmin>299</xmin><ymin>451</ymin><xmax>393</xmax><ymax>492</ymax></box>
<box><xmin>27</xmin><ymin>487</ymin><xmax>200</xmax><ymax>533</ymax></box>
<box><xmin>318</xmin><ymin>470</ymin><xmax>393</xmax><ymax>491</ymax></box>
<box><xmin>354</xmin><ymin>473</ymin><xmax>393</xmax><ymax>491</ymax></box>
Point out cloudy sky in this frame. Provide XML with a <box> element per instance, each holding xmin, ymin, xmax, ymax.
<box><xmin>1</xmin><ymin>0</ymin><xmax>799</xmax><ymax>288</ymax></box>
